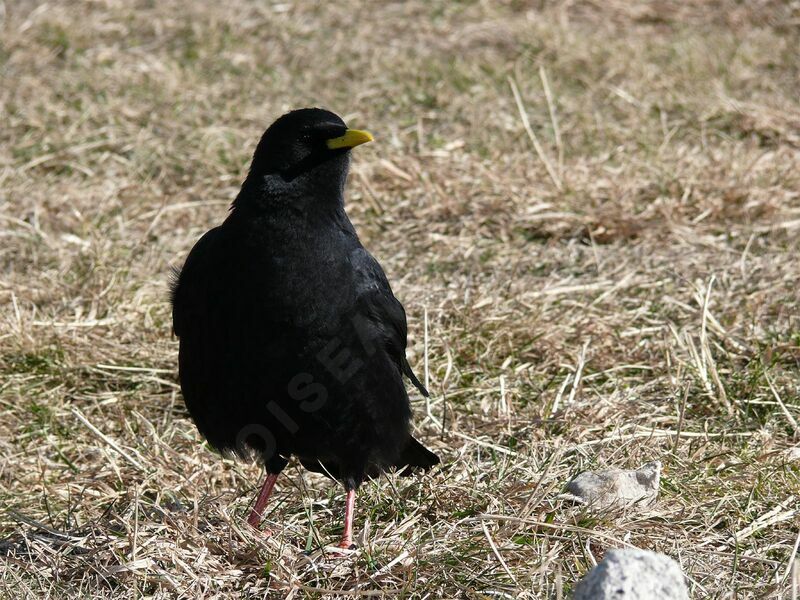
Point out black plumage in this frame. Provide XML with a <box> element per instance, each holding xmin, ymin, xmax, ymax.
<box><xmin>170</xmin><ymin>108</ymin><xmax>438</xmax><ymax>548</ymax></box>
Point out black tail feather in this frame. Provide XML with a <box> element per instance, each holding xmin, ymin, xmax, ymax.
<box><xmin>397</xmin><ymin>436</ymin><xmax>439</xmax><ymax>476</ymax></box>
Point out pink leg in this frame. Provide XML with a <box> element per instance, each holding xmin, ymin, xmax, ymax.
<box><xmin>337</xmin><ymin>489</ymin><xmax>356</xmax><ymax>548</ymax></box>
<box><xmin>247</xmin><ymin>472</ymin><xmax>279</xmax><ymax>529</ymax></box>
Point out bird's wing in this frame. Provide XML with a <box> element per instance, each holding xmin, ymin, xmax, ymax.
<box><xmin>351</xmin><ymin>248</ymin><xmax>429</xmax><ymax>397</ymax></box>
<box><xmin>170</xmin><ymin>227</ymin><xmax>223</xmax><ymax>338</ymax></box>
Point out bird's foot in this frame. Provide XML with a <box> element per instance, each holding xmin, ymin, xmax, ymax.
<box><xmin>331</xmin><ymin>536</ymin><xmax>357</xmax><ymax>551</ymax></box>
<box><xmin>247</xmin><ymin>511</ymin><xmax>274</xmax><ymax>537</ymax></box>
<box><xmin>247</xmin><ymin>512</ymin><xmax>261</xmax><ymax>529</ymax></box>
<box><xmin>326</xmin><ymin>543</ymin><xmax>357</xmax><ymax>556</ymax></box>
<box><xmin>247</xmin><ymin>521</ymin><xmax>274</xmax><ymax>537</ymax></box>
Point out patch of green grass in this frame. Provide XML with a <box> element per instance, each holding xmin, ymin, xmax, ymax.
<box><xmin>37</xmin><ymin>22</ymin><xmax>71</xmax><ymax>58</ymax></box>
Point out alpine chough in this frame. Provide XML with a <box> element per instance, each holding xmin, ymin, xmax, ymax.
<box><xmin>171</xmin><ymin>108</ymin><xmax>439</xmax><ymax>549</ymax></box>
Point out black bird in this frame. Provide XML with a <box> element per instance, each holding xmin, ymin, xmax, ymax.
<box><xmin>171</xmin><ymin>108</ymin><xmax>439</xmax><ymax>548</ymax></box>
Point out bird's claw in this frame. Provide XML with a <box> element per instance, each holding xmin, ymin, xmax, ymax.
<box><xmin>247</xmin><ymin>513</ymin><xmax>273</xmax><ymax>537</ymax></box>
<box><xmin>335</xmin><ymin>539</ymin><xmax>357</xmax><ymax>551</ymax></box>
<box><xmin>247</xmin><ymin>515</ymin><xmax>261</xmax><ymax>529</ymax></box>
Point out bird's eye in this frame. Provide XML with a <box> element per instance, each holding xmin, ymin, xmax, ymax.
<box><xmin>311</xmin><ymin>123</ymin><xmax>347</xmax><ymax>141</ymax></box>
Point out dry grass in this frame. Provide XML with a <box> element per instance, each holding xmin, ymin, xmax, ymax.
<box><xmin>2</xmin><ymin>0</ymin><xmax>800</xmax><ymax>597</ymax></box>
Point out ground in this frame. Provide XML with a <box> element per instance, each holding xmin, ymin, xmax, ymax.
<box><xmin>1</xmin><ymin>1</ymin><xmax>799</xmax><ymax>598</ymax></box>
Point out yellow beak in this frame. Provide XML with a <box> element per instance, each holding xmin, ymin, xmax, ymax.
<box><xmin>326</xmin><ymin>129</ymin><xmax>374</xmax><ymax>150</ymax></box>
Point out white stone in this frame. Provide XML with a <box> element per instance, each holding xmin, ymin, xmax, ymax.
<box><xmin>573</xmin><ymin>548</ymin><xmax>688</xmax><ymax>599</ymax></box>
<box><xmin>561</xmin><ymin>461</ymin><xmax>660</xmax><ymax>510</ymax></box>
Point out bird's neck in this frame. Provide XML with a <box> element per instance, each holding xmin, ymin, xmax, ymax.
<box><xmin>234</xmin><ymin>151</ymin><xmax>351</xmax><ymax>210</ymax></box>
<box><xmin>234</xmin><ymin>166</ymin><xmax>348</xmax><ymax>212</ymax></box>
<box><xmin>227</xmin><ymin>176</ymin><xmax>354</xmax><ymax>238</ymax></box>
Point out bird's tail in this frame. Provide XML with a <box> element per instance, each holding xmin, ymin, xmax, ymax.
<box><xmin>397</xmin><ymin>436</ymin><xmax>440</xmax><ymax>476</ymax></box>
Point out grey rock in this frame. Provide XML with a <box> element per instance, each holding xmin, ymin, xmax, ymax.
<box><xmin>561</xmin><ymin>461</ymin><xmax>661</xmax><ymax>510</ymax></box>
<box><xmin>573</xmin><ymin>548</ymin><xmax>688</xmax><ymax>599</ymax></box>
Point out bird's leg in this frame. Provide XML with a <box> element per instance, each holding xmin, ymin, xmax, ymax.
<box><xmin>247</xmin><ymin>472</ymin><xmax>280</xmax><ymax>530</ymax></box>
<box><xmin>337</xmin><ymin>488</ymin><xmax>357</xmax><ymax>549</ymax></box>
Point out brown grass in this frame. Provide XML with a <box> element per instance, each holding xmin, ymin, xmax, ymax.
<box><xmin>2</xmin><ymin>0</ymin><xmax>800</xmax><ymax>597</ymax></box>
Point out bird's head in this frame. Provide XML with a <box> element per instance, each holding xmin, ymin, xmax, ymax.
<box><xmin>242</xmin><ymin>108</ymin><xmax>373</xmax><ymax>205</ymax></box>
